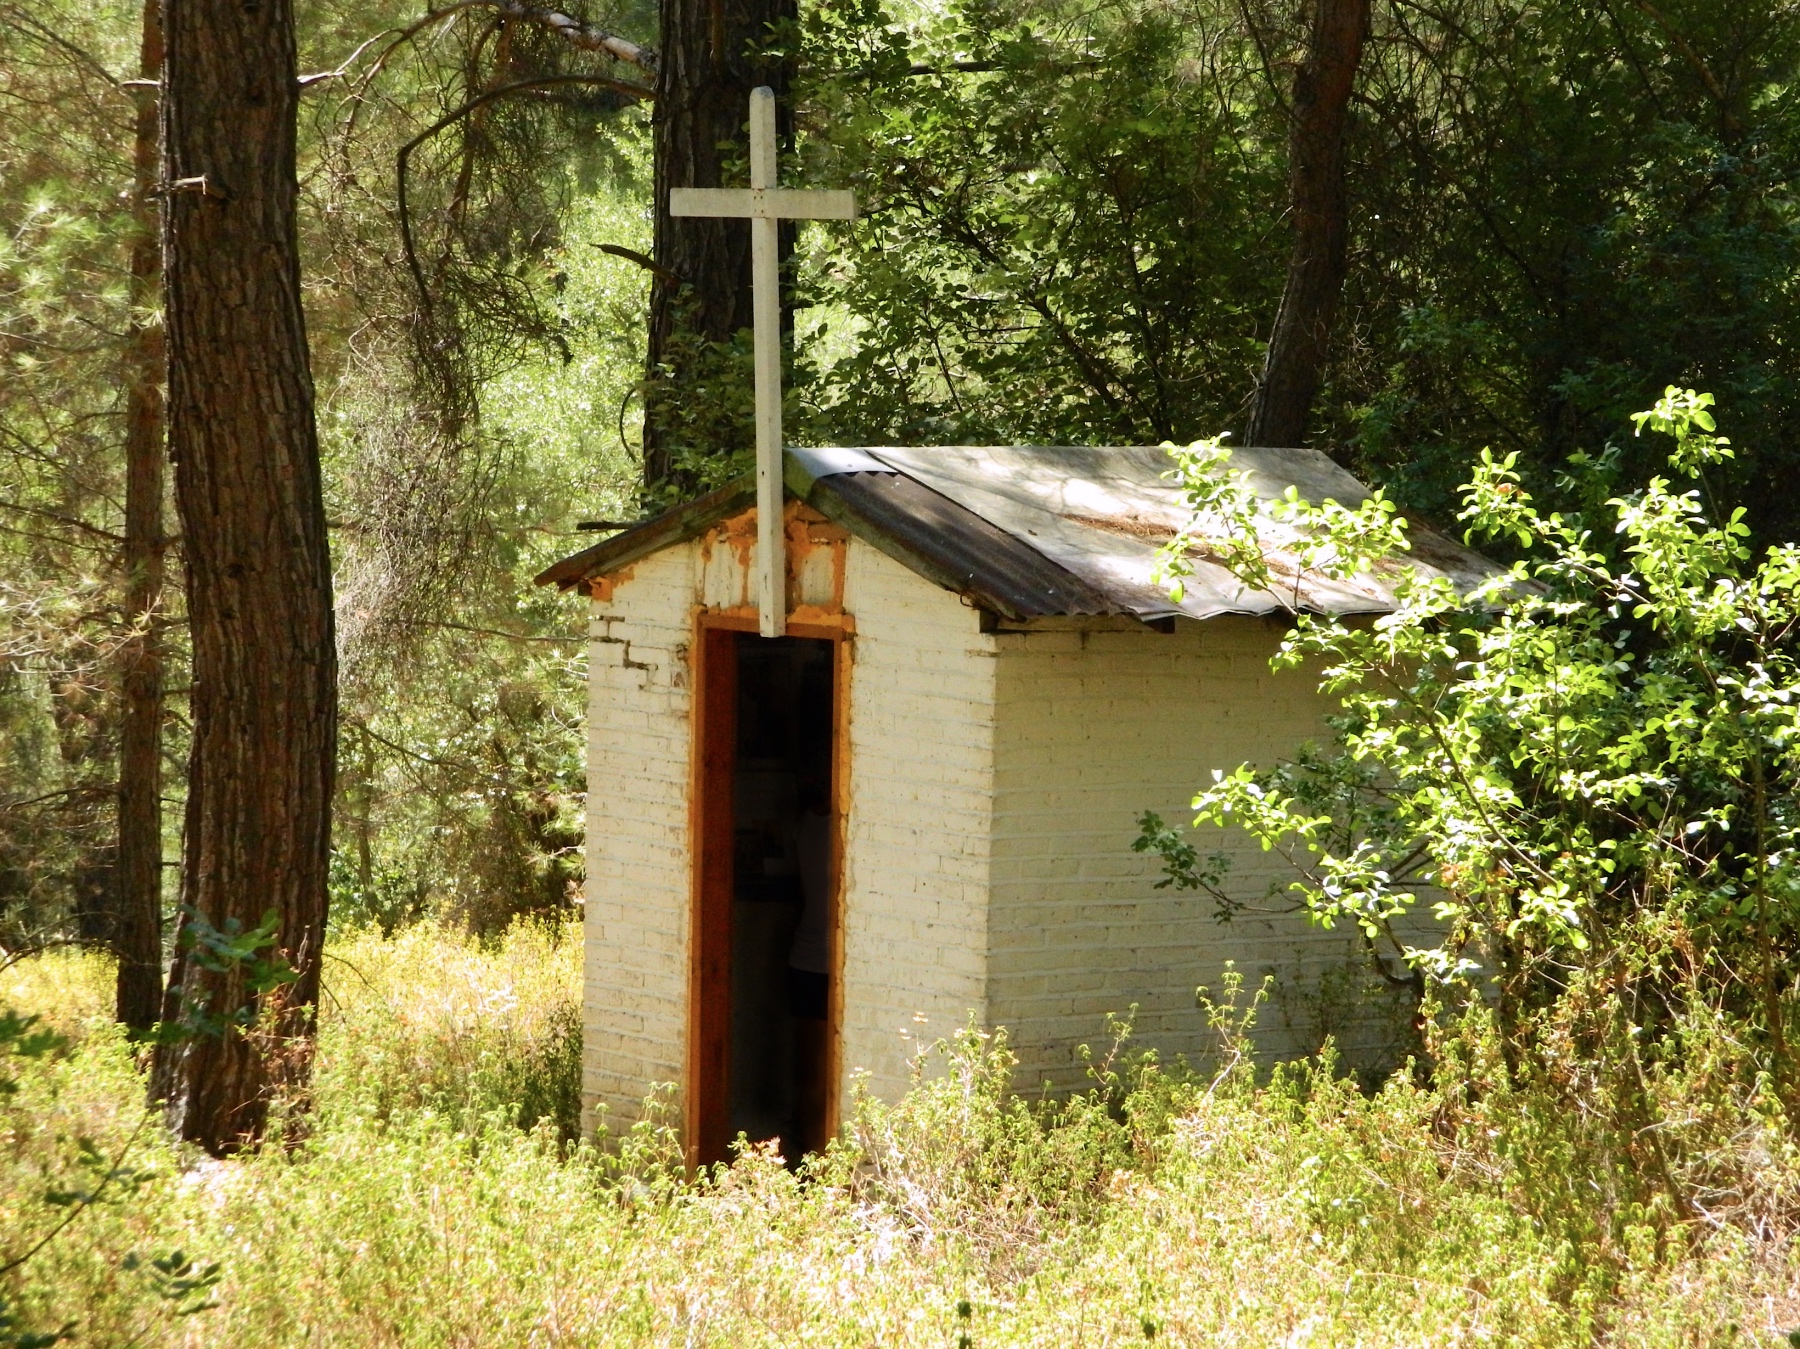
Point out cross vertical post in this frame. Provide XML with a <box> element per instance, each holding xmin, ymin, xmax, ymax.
<box><xmin>669</xmin><ymin>87</ymin><xmax>856</xmax><ymax>638</ymax></box>
<box><xmin>747</xmin><ymin>88</ymin><xmax>782</xmax><ymax>637</ymax></box>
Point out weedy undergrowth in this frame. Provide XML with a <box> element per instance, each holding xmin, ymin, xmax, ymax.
<box><xmin>4</xmin><ymin>923</ymin><xmax>1799</xmax><ymax>1345</ymax></box>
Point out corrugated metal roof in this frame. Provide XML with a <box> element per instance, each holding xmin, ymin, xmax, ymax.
<box><xmin>809</xmin><ymin>469</ymin><xmax>1124</xmax><ymax>619</ymax></box>
<box><xmin>535</xmin><ymin>445</ymin><xmax>1509</xmax><ymax>623</ymax></box>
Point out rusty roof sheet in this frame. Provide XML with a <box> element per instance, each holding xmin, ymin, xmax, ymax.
<box><xmin>535</xmin><ymin>444</ymin><xmax>1509</xmax><ymax>623</ymax></box>
<box><xmin>533</xmin><ymin>476</ymin><xmax>756</xmax><ymax>592</ymax></box>
<box><xmin>806</xmin><ymin>468</ymin><xmax>1124</xmax><ymax>618</ymax></box>
<box><xmin>856</xmin><ymin>446</ymin><xmax>1505</xmax><ymax>620</ymax></box>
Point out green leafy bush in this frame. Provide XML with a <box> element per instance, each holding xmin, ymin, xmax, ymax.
<box><xmin>1142</xmin><ymin>390</ymin><xmax>1800</xmax><ymax>1275</ymax></box>
<box><xmin>314</xmin><ymin>919</ymin><xmax>583</xmax><ymax>1134</ymax></box>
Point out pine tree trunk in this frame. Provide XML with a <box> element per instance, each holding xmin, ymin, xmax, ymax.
<box><xmin>115</xmin><ymin>0</ymin><xmax>166</xmax><ymax>1035</ymax></box>
<box><xmin>641</xmin><ymin>0</ymin><xmax>796</xmax><ymax>494</ymax></box>
<box><xmin>152</xmin><ymin>0</ymin><xmax>337</xmax><ymax>1154</ymax></box>
<box><xmin>1243</xmin><ymin>0</ymin><xmax>1369</xmax><ymax>449</ymax></box>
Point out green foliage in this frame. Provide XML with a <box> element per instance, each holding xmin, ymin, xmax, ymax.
<box><xmin>326</xmin><ymin>849</ymin><xmax>427</xmax><ymax>936</ymax></box>
<box><xmin>786</xmin><ymin>0</ymin><xmax>1800</xmax><ymax>552</ymax></box>
<box><xmin>0</xmin><ymin>1010</ymin><xmax>65</xmax><ymax>1097</ymax></box>
<box><xmin>312</xmin><ymin>920</ymin><xmax>584</xmax><ymax>1136</ymax></box>
<box><xmin>640</xmin><ymin>309</ymin><xmax>759</xmax><ymax>507</ymax></box>
<box><xmin>1</xmin><ymin>0</ymin><xmax>653</xmax><ymax>948</ymax></box>
<box><xmin>0</xmin><ymin>0</ymin><xmax>178</xmax><ymax>945</ymax></box>
<box><xmin>1343</xmin><ymin>3</ymin><xmax>1800</xmax><ymax>539</ymax></box>
<box><xmin>161</xmin><ymin>908</ymin><xmax>300</xmax><ymax>1043</ymax></box>
<box><xmin>1142</xmin><ymin>390</ymin><xmax>1800</xmax><ymax>1257</ymax></box>
<box><xmin>118</xmin><ymin>1250</ymin><xmax>222</xmax><ymax>1318</ymax></box>
<box><xmin>0</xmin><ymin>991</ymin><xmax>197</xmax><ymax>1348</ymax></box>
<box><xmin>321</xmin><ymin>173</ymin><xmax>648</xmax><ymax>935</ymax></box>
<box><xmin>508</xmin><ymin>999</ymin><xmax>583</xmax><ymax>1144</ymax></box>
<box><xmin>832</xmin><ymin>1018</ymin><xmax>1142</xmax><ymax>1262</ymax></box>
<box><xmin>15</xmin><ymin>0</ymin><xmax>1800</xmax><ymax>955</ymax></box>
<box><xmin>794</xmin><ymin>0</ymin><xmax>1284</xmax><ymax>447</ymax></box>
<box><xmin>334</xmin><ymin>653</ymin><xmax>588</xmax><ymax>935</ymax></box>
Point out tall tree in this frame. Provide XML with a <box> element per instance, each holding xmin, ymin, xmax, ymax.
<box><xmin>642</xmin><ymin>0</ymin><xmax>796</xmax><ymax>495</ymax></box>
<box><xmin>114</xmin><ymin>0</ymin><xmax>166</xmax><ymax>1034</ymax></box>
<box><xmin>152</xmin><ymin>0</ymin><xmax>337</xmax><ymax>1152</ymax></box>
<box><xmin>794</xmin><ymin>0</ymin><xmax>1287</xmax><ymax>450</ymax></box>
<box><xmin>1243</xmin><ymin>0</ymin><xmax>1369</xmax><ymax>449</ymax></box>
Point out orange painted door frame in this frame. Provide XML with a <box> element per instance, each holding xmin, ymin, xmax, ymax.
<box><xmin>686</xmin><ymin>621</ymin><xmax>737</xmax><ymax>1169</ymax></box>
<box><xmin>685</xmin><ymin>610</ymin><xmax>852</xmax><ymax>1170</ymax></box>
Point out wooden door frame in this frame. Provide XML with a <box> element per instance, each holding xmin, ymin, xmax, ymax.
<box><xmin>685</xmin><ymin>619</ymin><xmax>737</xmax><ymax>1170</ymax></box>
<box><xmin>685</xmin><ymin>608</ymin><xmax>853</xmax><ymax>1170</ymax></box>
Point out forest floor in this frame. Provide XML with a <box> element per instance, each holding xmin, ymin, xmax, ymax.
<box><xmin>3</xmin><ymin>922</ymin><xmax>1797</xmax><ymax>1347</ymax></box>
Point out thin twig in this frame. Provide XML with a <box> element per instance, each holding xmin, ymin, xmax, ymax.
<box><xmin>388</xmin><ymin>618</ymin><xmax>581</xmax><ymax>643</ymax></box>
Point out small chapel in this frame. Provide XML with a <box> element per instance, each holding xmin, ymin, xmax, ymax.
<box><xmin>536</xmin><ymin>443</ymin><xmax>1503</xmax><ymax>1165</ymax></box>
<box><xmin>535</xmin><ymin>88</ymin><xmax>1503</xmax><ymax>1166</ymax></box>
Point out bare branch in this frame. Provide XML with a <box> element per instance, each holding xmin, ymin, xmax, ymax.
<box><xmin>491</xmin><ymin>0</ymin><xmax>657</xmax><ymax>71</ymax></box>
<box><xmin>297</xmin><ymin>30</ymin><xmax>393</xmax><ymax>89</ymax></box>
<box><xmin>338</xmin><ymin>0</ymin><xmax>655</xmax><ymax>97</ymax></box>
<box><xmin>0</xmin><ymin>785</ymin><xmax>116</xmax><ymax>814</ymax></box>
<box><xmin>0</xmin><ymin>497</ymin><xmax>126</xmax><ymax>545</ymax></box>
<box><xmin>592</xmin><ymin>241</ymin><xmax>679</xmax><ymax>284</ymax></box>
<box><xmin>387</xmin><ymin>618</ymin><xmax>582</xmax><ymax>643</ymax></box>
<box><xmin>0</xmin><ymin>8</ymin><xmax>123</xmax><ymax>93</ymax></box>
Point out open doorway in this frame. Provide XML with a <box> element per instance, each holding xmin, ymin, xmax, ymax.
<box><xmin>690</xmin><ymin>624</ymin><xmax>838</xmax><ymax>1169</ymax></box>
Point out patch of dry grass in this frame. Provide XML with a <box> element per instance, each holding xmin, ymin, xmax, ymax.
<box><xmin>1</xmin><ymin>926</ymin><xmax>1796</xmax><ymax>1347</ymax></box>
<box><xmin>316</xmin><ymin>920</ymin><xmax>583</xmax><ymax>1134</ymax></box>
<box><xmin>0</xmin><ymin>942</ymin><xmax>113</xmax><ymax>1034</ymax></box>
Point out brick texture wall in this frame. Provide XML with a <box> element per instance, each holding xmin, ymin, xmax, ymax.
<box><xmin>580</xmin><ymin>543</ymin><xmax>697</xmax><ymax>1137</ymax></box>
<box><xmin>580</xmin><ymin>531</ymin><xmax>1418</xmax><ymax>1142</ymax></box>
<box><xmin>988</xmin><ymin>616</ymin><xmax>1417</xmax><ymax>1091</ymax></box>
<box><xmin>835</xmin><ymin>543</ymin><xmax>996</xmax><ymax>1108</ymax></box>
<box><xmin>580</xmin><ymin>534</ymin><xmax>1001</xmax><ymax>1135</ymax></box>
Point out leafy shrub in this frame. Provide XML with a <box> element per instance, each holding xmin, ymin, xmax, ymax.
<box><xmin>509</xmin><ymin>998</ymin><xmax>582</xmax><ymax>1145</ymax></box>
<box><xmin>834</xmin><ymin>1021</ymin><xmax>1139</xmax><ymax>1268</ymax></box>
<box><xmin>0</xmin><ymin>992</ymin><xmax>220</xmax><ymax>1348</ymax></box>
<box><xmin>315</xmin><ymin>918</ymin><xmax>582</xmax><ymax>1132</ymax></box>
<box><xmin>1142</xmin><ymin>390</ymin><xmax>1800</xmax><ymax>1286</ymax></box>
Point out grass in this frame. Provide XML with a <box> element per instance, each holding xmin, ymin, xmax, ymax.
<box><xmin>2</xmin><ymin>925</ymin><xmax>1797</xmax><ymax>1346</ymax></box>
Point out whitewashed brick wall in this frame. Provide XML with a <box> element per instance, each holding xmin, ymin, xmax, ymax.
<box><xmin>580</xmin><ymin>534</ymin><xmax>1001</xmax><ymax>1134</ymax></box>
<box><xmin>581</xmin><ymin>542</ymin><xmax>698</xmax><ymax>1138</ymax></box>
<box><xmin>580</xmin><ymin>531</ymin><xmax>1419</xmax><ymax>1141</ymax></box>
<box><xmin>987</xmin><ymin>616</ymin><xmax>1417</xmax><ymax>1091</ymax></box>
<box><xmin>835</xmin><ymin>544</ymin><xmax>996</xmax><ymax>1109</ymax></box>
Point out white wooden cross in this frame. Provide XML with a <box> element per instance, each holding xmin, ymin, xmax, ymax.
<box><xmin>671</xmin><ymin>86</ymin><xmax>857</xmax><ymax>638</ymax></box>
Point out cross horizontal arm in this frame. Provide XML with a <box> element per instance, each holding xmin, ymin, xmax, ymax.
<box><xmin>669</xmin><ymin>187</ymin><xmax>858</xmax><ymax>221</ymax></box>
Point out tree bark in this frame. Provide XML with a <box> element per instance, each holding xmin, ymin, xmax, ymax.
<box><xmin>1243</xmin><ymin>0</ymin><xmax>1369</xmax><ymax>449</ymax></box>
<box><xmin>115</xmin><ymin>0</ymin><xmax>166</xmax><ymax>1035</ymax></box>
<box><xmin>151</xmin><ymin>0</ymin><xmax>337</xmax><ymax>1153</ymax></box>
<box><xmin>641</xmin><ymin>0</ymin><xmax>796</xmax><ymax>494</ymax></box>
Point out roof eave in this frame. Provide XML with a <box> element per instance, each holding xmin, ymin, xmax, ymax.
<box><xmin>532</xmin><ymin>475</ymin><xmax>756</xmax><ymax>590</ymax></box>
<box><xmin>531</xmin><ymin>451</ymin><xmax>1437</xmax><ymax>625</ymax></box>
